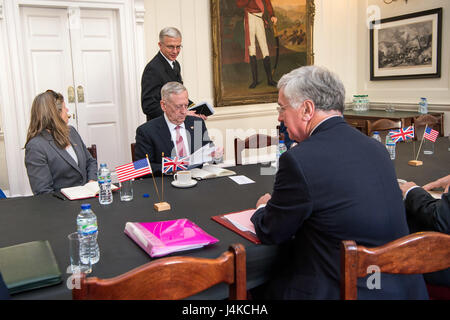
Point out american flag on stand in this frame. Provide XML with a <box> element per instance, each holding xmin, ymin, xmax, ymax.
<box><xmin>162</xmin><ymin>156</ymin><xmax>189</xmax><ymax>174</ymax></box>
<box><xmin>423</xmin><ymin>127</ymin><xmax>439</xmax><ymax>142</ymax></box>
<box><xmin>115</xmin><ymin>158</ymin><xmax>152</xmax><ymax>182</ymax></box>
<box><xmin>388</xmin><ymin>126</ymin><xmax>415</xmax><ymax>143</ymax></box>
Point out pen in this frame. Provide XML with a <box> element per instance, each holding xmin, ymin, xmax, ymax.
<box><xmin>52</xmin><ymin>193</ymin><xmax>66</xmax><ymax>201</ymax></box>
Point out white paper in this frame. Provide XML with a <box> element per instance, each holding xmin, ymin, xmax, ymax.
<box><xmin>189</xmin><ymin>144</ymin><xmax>215</xmax><ymax>166</ymax></box>
<box><xmin>229</xmin><ymin>175</ymin><xmax>255</xmax><ymax>185</ymax></box>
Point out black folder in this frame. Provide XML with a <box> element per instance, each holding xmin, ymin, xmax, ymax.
<box><xmin>0</xmin><ymin>240</ymin><xmax>62</xmax><ymax>294</ymax></box>
<box><xmin>188</xmin><ymin>101</ymin><xmax>215</xmax><ymax>117</ymax></box>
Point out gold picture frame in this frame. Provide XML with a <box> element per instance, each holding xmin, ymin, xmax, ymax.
<box><xmin>211</xmin><ymin>0</ymin><xmax>315</xmax><ymax>107</ymax></box>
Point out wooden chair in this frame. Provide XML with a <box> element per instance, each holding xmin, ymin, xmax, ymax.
<box><xmin>340</xmin><ymin>232</ymin><xmax>450</xmax><ymax>300</ymax></box>
<box><xmin>234</xmin><ymin>134</ymin><xmax>278</xmax><ymax>166</ymax></box>
<box><xmin>86</xmin><ymin>144</ymin><xmax>97</xmax><ymax>160</ymax></box>
<box><xmin>130</xmin><ymin>143</ymin><xmax>136</xmax><ymax>162</ymax></box>
<box><xmin>366</xmin><ymin>119</ymin><xmax>402</xmax><ymax>137</ymax></box>
<box><xmin>414</xmin><ymin>114</ymin><xmax>440</xmax><ymax>139</ymax></box>
<box><xmin>73</xmin><ymin>243</ymin><xmax>247</xmax><ymax>300</ymax></box>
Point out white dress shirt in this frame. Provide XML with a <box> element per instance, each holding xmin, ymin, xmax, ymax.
<box><xmin>164</xmin><ymin>113</ymin><xmax>190</xmax><ymax>157</ymax></box>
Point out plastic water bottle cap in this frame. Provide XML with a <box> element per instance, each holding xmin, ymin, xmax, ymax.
<box><xmin>373</xmin><ymin>131</ymin><xmax>379</xmax><ymax>134</ymax></box>
<box><xmin>279</xmin><ymin>140</ymin><xmax>285</xmax><ymax>143</ymax></box>
<box><xmin>81</xmin><ymin>204</ymin><xmax>91</xmax><ymax>210</ymax></box>
<box><xmin>100</xmin><ymin>163</ymin><xmax>107</xmax><ymax>168</ymax></box>
<box><xmin>143</xmin><ymin>193</ymin><xmax>149</xmax><ymax>198</ymax></box>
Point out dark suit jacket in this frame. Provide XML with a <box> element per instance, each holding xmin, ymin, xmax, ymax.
<box><xmin>141</xmin><ymin>52</ymin><xmax>191</xmax><ymax>121</ymax></box>
<box><xmin>251</xmin><ymin>116</ymin><xmax>428</xmax><ymax>300</ymax></box>
<box><xmin>405</xmin><ymin>188</ymin><xmax>450</xmax><ymax>286</ymax></box>
<box><xmin>0</xmin><ymin>272</ymin><xmax>9</xmax><ymax>300</ymax></box>
<box><xmin>135</xmin><ymin>115</ymin><xmax>211</xmax><ymax>174</ymax></box>
<box><xmin>25</xmin><ymin>126</ymin><xmax>98</xmax><ymax>195</ymax></box>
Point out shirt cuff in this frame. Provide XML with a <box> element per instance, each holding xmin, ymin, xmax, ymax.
<box><xmin>256</xmin><ymin>203</ymin><xmax>266</xmax><ymax>210</ymax></box>
<box><xmin>404</xmin><ymin>185</ymin><xmax>421</xmax><ymax>200</ymax></box>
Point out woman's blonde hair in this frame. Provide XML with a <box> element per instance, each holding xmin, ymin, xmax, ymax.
<box><xmin>25</xmin><ymin>90</ymin><xmax>70</xmax><ymax>149</ymax></box>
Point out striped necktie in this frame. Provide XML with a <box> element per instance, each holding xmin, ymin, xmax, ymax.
<box><xmin>175</xmin><ymin>125</ymin><xmax>186</xmax><ymax>157</ymax></box>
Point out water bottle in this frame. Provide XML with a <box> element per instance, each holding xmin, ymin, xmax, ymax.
<box><xmin>418</xmin><ymin>97</ymin><xmax>428</xmax><ymax>114</ymax></box>
<box><xmin>276</xmin><ymin>140</ymin><xmax>288</xmax><ymax>169</ymax></box>
<box><xmin>77</xmin><ymin>204</ymin><xmax>100</xmax><ymax>265</ymax></box>
<box><xmin>385</xmin><ymin>134</ymin><xmax>396</xmax><ymax>160</ymax></box>
<box><xmin>371</xmin><ymin>131</ymin><xmax>382</xmax><ymax>143</ymax></box>
<box><xmin>98</xmin><ymin>163</ymin><xmax>113</xmax><ymax>205</ymax></box>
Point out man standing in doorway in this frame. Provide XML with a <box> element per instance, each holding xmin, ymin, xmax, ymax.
<box><xmin>236</xmin><ymin>0</ymin><xmax>278</xmax><ymax>88</ymax></box>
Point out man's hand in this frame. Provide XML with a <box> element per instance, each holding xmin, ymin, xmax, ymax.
<box><xmin>187</xmin><ymin>110</ymin><xmax>207</xmax><ymax>120</ymax></box>
<box><xmin>256</xmin><ymin>193</ymin><xmax>271</xmax><ymax>208</ymax></box>
<box><xmin>399</xmin><ymin>181</ymin><xmax>417</xmax><ymax>197</ymax></box>
<box><xmin>423</xmin><ymin>174</ymin><xmax>450</xmax><ymax>193</ymax></box>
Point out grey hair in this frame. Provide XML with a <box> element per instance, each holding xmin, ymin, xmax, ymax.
<box><xmin>159</xmin><ymin>27</ymin><xmax>182</xmax><ymax>42</ymax></box>
<box><xmin>277</xmin><ymin>66</ymin><xmax>345</xmax><ymax>113</ymax></box>
<box><xmin>161</xmin><ymin>81</ymin><xmax>187</xmax><ymax>101</ymax></box>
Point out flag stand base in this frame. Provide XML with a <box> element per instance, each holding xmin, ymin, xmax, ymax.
<box><xmin>154</xmin><ymin>202</ymin><xmax>171</xmax><ymax>212</ymax></box>
<box><xmin>408</xmin><ymin>160</ymin><xmax>423</xmax><ymax>167</ymax></box>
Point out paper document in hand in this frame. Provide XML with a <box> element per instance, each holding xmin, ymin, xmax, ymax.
<box><xmin>224</xmin><ymin>209</ymin><xmax>256</xmax><ymax>234</ymax></box>
<box><xmin>188</xmin><ymin>144</ymin><xmax>215</xmax><ymax>166</ymax></box>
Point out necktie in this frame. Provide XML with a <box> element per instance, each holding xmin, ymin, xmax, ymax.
<box><xmin>175</xmin><ymin>125</ymin><xmax>186</xmax><ymax>157</ymax></box>
<box><xmin>173</xmin><ymin>61</ymin><xmax>180</xmax><ymax>76</ymax></box>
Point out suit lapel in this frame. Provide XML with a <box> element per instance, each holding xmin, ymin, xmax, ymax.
<box><xmin>157</xmin><ymin>52</ymin><xmax>182</xmax><ymax>82</ymax></box>
<box><xmin>42</xmin><ymin>131</ymin><xmax>83</xmax><ymax>175</ymax></box>
<box><xmin>157</xmin><ymin>117</ymin><xmax>175</xmax><ymax>155</ymax></box>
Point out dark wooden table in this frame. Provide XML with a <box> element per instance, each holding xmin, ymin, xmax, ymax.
<box><xmin>1</xmin><ymin>138</ymin><xmax>448</xmax><ymax>300</ymax></box>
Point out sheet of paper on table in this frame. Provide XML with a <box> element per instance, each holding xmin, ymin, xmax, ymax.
<box><xmin>229</xmin><ymin>175</ymin><xmax>255</xmax><ymax>185</ymax></box>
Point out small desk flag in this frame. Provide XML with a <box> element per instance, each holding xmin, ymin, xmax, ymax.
<box><xmin>162</xmin><ymin>156</ymin><xmax>189</xmax><ymax>174</ymax></box>
<box><xmin>423</xmin><ymin>127</ymin><xmax>438</xmax><ymax>142</ymax></box>
<box><xmin>115</xmin><ymin>158</ymin><xmax>152</xmax><ymax>182</ymax></box>
<box><xmin>388</xmin><ymin>126</ymin><xmax>415</xmax><ymax>143</ymax></box>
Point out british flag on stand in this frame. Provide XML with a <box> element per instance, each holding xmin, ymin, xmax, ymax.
<box><xmin>162</xmin><ymin>156</ymin><xmax>189</xmax><ymax>174</ymax></box>
<box><xmin>423</xmin><ymin>127</ymin><xmax>439</xmax><ymax>142</ymax></box>
<box><xmin>388</xmin><ymin>126</ymin><xmax>415</xmax><ymax>143</ymax></box>
<box><xmin>115</xmin><ymin>158</ymin><xmax>152</xmax><ymax>182</ymax></box>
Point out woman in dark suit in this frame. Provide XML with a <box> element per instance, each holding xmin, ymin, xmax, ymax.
<box><xmin>24</xmin><ymin>90</ymin><xmax>97</xmax><ymax>195</ymax></box>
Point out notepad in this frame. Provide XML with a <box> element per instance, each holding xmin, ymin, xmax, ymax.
<box><xmin>0</xmin><ymin>240</ymin><xmax>62</xmax><ymax>294</ymax></box>
<box><xmin>60</xmin><ymin>181</ymin><xmax>119</xmax><ymax>200</ymax></box>
<box><xmin>211</xmin><ymin>209</ymin><xmax>260</xmax><ymax>244</ymax></box>
<box><xmin>191</xmin><ymin>165</ymin><xmax>236</xmax><ymax>180</ymax></box>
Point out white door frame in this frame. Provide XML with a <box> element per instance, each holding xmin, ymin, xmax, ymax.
<box><xmin>0</xmin><ymin>0</ymin><xmax>146</xmax><ymax>196</ymax></box>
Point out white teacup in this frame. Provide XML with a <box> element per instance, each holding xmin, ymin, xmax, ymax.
<box><xmin>174</xmin><ymin>170</ymin><xmax>192</xmax><ymax>185</ymax></box>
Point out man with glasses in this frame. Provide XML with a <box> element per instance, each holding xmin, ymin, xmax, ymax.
<box><xmin>250</xmin><ymin>66</ymin><xmax>428</xmax><ymax>299</ymax></box>
<box><xmin>141</xmin><ymin>27</ymin><xmax>198</xmax><ymax>121</ymax></box>
<box><xmin>135</xmin><ymin>82</ymin><xmax>213</xmax><ymax>174</ymax></box>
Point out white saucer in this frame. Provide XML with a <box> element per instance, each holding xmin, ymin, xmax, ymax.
<box><xmin>171</xmin><ymin>179</ymin><xmax>198</xmax><ymax>188</ymax></box>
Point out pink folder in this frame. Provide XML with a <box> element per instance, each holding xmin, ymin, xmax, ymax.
<box><xmin>124</xmin><ymin>219</ymin><xmax>219</xmax><ymax>257</ymax></box>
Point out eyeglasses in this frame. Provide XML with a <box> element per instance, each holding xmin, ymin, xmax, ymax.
<box><xmin>164</xmin><ymin>100</ymin><xmax>188</xmax><ymax>111</ymax></box>
<box><xmin>163</xmin><ymin>44</ymin><xmax>182</xmax><ymax>51</ymax></box>
<box><xmin>277</xmin><ymin>105</ymin><xmax>287</xmax><ymax>114</ymax></box>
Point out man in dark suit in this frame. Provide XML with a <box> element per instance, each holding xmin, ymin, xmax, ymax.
<box><xmin>0</xmin><ymin>272</ymin><xmax>10</xmax><ymax>300</ymax></box>
<box><xmin>141</xmin><ymin>27</ymin><xmax>201</xmax><ymax>122</ymax></box>
<box><xmin>250</xmin><ymin>66</ymin><xmax>428</xmax><ymax>299</ymax></box>
<box><xmin>400</xmin><ymin>175</ymin><xmax>450</xmax><ymax>287</ymax></box>
<box><xmin>135</xmin><ymin>82</ymin><xmax>213</xmax><ymax>174</ymax></box>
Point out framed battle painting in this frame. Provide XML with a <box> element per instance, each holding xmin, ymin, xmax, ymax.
<box><xmin>370</xmin><ymin>8</ymin><xmax>442</xmax><ymax>81</ymax></box>
<box><xmin>211</xmin><ymin>0</ymin><xmax>315</xmax><ymax>107</ymax></box>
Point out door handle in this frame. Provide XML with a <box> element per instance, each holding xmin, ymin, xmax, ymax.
<box><xmin>68</xmin><ymin>86</ymin><xmax>75</xmax><ymax>103</ymax></box>
<box><xmin>77</xmin><ymin>85</ymin><xmax>85</xmax><ymax>103</ymax></box>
